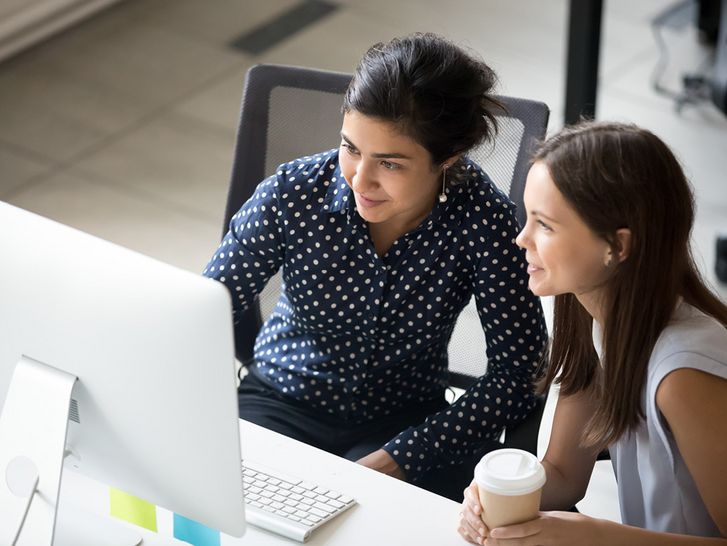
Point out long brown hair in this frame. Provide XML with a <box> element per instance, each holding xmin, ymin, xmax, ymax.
<box><xmin>536</xmin><ymin>121</ymin><xmax>727</xmax><ymax>449</ymax></box>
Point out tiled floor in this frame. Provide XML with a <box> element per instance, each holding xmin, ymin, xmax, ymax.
<box><xmin>2</xmin><ymin>0</ymin><xmax>726</xmax><ymax>524</ymax></box>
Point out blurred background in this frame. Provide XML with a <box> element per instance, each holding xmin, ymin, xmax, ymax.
<box><xmin>1</xmin><ymin>0</ymin><xmax>726</xmax><ymax>524</ymax></box>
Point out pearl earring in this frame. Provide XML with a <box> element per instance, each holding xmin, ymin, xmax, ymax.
<box><xmin>439</xmin><ymin>165</ymin><xmax>449</xmax><ymax>203</ymax></box>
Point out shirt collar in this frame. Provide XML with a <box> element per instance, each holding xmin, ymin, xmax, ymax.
<box><xmin>322</xmin><ymin>161</ymin><xmax>354</xmax><ymax>214</ymax></box>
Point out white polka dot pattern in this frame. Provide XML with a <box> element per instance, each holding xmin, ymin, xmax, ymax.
<box><xmin>203</xmin><ymin>149</ymin><xmax>547</xmax><ymax>481</ymax></box>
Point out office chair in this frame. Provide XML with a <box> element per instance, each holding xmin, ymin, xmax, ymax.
<box><xmin>221</xmin><ymin>63</ymin><xmax>550</xmax><ymax>455</ymax></box>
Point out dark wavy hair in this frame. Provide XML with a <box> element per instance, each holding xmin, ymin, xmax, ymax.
<box><xmin>343</xmin><ymin>33</ymin><xmax>502</xmax><ymax>182</ymax></box>
<box><xmin>535</xmin><ymin>121</ymin><xmax>727</xmax><ymax>449</ymax></box>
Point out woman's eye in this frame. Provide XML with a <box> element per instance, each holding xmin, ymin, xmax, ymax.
<box><xmin>537</xmin><ymin>220</ymin><xmax>552</xmax><ymax>231</ymax></box>
<box><xmin>381</xmin><ymin>160</ymin><xmax>400</xmax><ymax>171</ymax></box>
<box><xmin>342</xmin><ymin>143</ymin><xmax>359</xmax><ymax>155</ymax></box>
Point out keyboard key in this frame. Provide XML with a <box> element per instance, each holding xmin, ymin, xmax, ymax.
<box><xmin>309</xmin><ymin>507</ymin><xmax>328</xmax><ymax>519</ymax></box>
<box><xmin>314</xmin><ymin>501</ymin><xmax>337</xmax><ymax>514</ymax></box>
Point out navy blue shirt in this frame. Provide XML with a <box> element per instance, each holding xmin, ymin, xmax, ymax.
<box><xmin>204</xmin><ymin>149</ymin><xmax>547</xmax><ymax>481</ymax></box>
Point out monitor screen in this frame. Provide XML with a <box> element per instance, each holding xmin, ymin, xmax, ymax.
<box><xmin>0</xmin><ymin>202</ymin><xmax>246</xmax><ymax>543</ymax></box>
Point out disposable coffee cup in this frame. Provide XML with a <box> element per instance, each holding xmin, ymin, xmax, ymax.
<box><xmin>474</xmin><ymin>448</ymin><xmax>546</xmax><ymax>529</ymax></box>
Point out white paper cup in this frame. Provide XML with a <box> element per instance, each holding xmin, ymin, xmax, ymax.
<box><xmin>474</xmin><ymin>448</ymin><xmax>546</xmax><ymax>529</ymax></box>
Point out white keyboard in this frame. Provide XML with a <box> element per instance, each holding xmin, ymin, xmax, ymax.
<box><xmin>242</xmin><ymin>460</ymin><xmax>356</xmax><ymax>542</ymax></box>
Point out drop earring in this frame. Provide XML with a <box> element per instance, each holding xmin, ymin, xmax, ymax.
<box><xmin>439</xmin><ymin>165</ymin><xmax>449</xmax><ymax>203</ymax></box>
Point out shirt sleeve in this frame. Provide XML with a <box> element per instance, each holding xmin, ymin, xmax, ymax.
<box><xmin>202</xmin><ymin>172</ymin><xmax>286</xmax><ymax>325</ymax></box>
<box><xmin>382</xmin><ymin>199</ymin><xmax>548</xmax><ymax>482</ymax></box>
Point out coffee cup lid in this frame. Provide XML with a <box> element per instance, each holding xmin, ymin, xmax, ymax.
<box><xmin>474</xmin><ymin>448</ymin><xmax>546</xmax><ymax>496</ymax></box>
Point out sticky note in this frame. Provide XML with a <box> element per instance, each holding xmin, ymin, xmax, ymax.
<box><xmin>109</xmin><ymin>487</ymin><xmax>158</xmax><ymax>532</ymax></box>
<box><xmin>173</xmin><ymin>513</ymin><xmax>221</xmax><ymax>546</ymax></box>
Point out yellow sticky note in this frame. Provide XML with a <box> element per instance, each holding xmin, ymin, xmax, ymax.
<box><xmin>109</xmin><ymin>487</ymin><xmax>158</xmax><ymax>532</ymax></box>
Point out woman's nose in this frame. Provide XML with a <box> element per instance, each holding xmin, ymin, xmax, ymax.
<box><xmin>515</xmin><ymin>225</ymin><xmax>529</xmax><ymax>249</ymax></box>
<box><xmin>351</xmin><ymin>162</ymin><xmax>377</xmax><ymax>193</ymax></box>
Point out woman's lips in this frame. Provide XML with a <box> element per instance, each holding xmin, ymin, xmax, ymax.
<box><xmin>527</xmin><ymin>263</ymin><xmax>544</xmax><ymax>274</ymax></box>
<box><xmin>357</xmin><ymin>194</ymin><xmax>386</xmax><ymax>208</ymax></box>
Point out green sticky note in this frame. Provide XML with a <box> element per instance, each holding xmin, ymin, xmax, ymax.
<box><xmin>109</xmin><ymin>487</ymin><xmax>158</xmax><ymax>532</ymax></box>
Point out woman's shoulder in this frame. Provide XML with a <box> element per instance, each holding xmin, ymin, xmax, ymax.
<box><xmin>456</xmin><ymin>157</ymin><xmax>518</xmax><ymax>218</ymax></box>
<box><xmin>273</xmin><ymin>148</ymin><xmax>340</xmax><ymax>189</ymax></box>
<box><xmin>650</xmin><ymin>302</ymin><xmax>727</xmax><ymax>379</ymax></box>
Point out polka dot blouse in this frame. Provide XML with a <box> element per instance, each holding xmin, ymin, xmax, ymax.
<box><xmin>204</xmin><ymin>149</ymin><xmax>547</xmax><ymax>481</ymax></box>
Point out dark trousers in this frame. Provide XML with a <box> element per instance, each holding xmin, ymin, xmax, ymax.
<box><xmin>237</xmin><ymin>371</ymin><xmax>500</xmax><ymax>502</ymax></box>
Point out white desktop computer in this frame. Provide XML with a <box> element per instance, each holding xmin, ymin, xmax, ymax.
<box><xmin>0</xmin><ymin>201</ymin><xmax>246</xmax><ymax>545</ymax></box>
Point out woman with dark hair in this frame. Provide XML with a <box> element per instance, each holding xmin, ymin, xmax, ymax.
<box><xmin>204</xmin><ymin>33</ymin><xmax>547</xmax><ymax>500</ymax></box>
<box><xmin>458</xmin><ymin>121</ymin><xmax>727</xmax><ymax>544</ymax></box>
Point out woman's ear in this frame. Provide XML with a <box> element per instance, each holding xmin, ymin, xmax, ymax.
<box><xmin>614</xmin><ymin>228</ymin><xmax>632</xmax><ymax>263</ymax></box>
<box><xmin>442</xmin><ymin>154</ymin><xmax>462</xmax><ymax>171</ymax></box>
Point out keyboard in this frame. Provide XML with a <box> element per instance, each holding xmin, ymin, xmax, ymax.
<box><xmin>242</xmin><ymin>460</ymin><xmax>356</xmax><ymax>542</ymax></box>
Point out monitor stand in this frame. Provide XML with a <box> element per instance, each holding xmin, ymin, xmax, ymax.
<box><xmin>0</xmin><ymin>356</ymin><xmax>141</xmax><ymax>546</ymax></box>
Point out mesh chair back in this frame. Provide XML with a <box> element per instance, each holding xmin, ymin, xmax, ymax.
<box><xmin>221</xmin><ymin>64</ymin><xmax>550</xmax><ymax>386</ymax></box>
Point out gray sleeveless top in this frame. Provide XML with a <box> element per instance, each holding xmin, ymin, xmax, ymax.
<box><xmin>593</xmin><ymin>302</ymin><xmax>727</xmax><ymax>536</ymax></box>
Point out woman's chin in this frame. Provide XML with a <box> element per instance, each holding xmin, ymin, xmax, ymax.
<box><xmin>527</xmin><ymin>280</ymin><xmax>553</xmax><ymax>297</ymax></box>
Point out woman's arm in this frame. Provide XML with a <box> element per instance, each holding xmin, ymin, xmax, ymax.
<box><xmin>539</xmin><ymin>389</ymin><xmax>601</xmax><ymax>509</ymax></box>
<box><xmin>478</xmin><ymin>367</ymin><xmax>727</xmax><ymax>545</ymax></box>
<box><xmin>383</xmin><ymin>196</ymin><xmax>547</xmax><ymax>482</ymax></box>
<box><xmin>484</xmin><ymin>512</ymin><xmax>727</xmax><ymax>545</ymax></box>
<box><xmin>202</xmin><ymin>171</ymin><xmax>286</xmax><ymax>320</ymax></box>
<box><xmin>656</xmin><ymin>367</ymin><xmax>727</xmax><ymax>536</ymax></box>
<box><xmin>458</xmin><ymin>390</ymin><xmax>600</xmax><ymax>544</ymax></box>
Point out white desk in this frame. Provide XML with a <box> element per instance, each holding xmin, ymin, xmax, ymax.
<box><xmin>61</xmin><ymin>419</ymin><xmax>467</xmax><ymax>545</ymax></box>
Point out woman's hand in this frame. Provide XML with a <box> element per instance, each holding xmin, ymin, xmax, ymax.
<box><xmin>355</xmin><ymin>449</ymin><xmax>406</xmax><ymax>480</ymax></box>
<box><xmin>458</xmin><ymin>482</ymin><xmax>490</xmax><ymax>545</ymax></box>
<box><xmin>485</xmin><ymin>511</ymin><xmax>602</xmax><ymax>546</ymax></box>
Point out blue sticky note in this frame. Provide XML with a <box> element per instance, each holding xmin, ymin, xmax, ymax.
<box><xmin>173</xmin><ymin>514</ymin><xmax>221</xmax><ymax>546</ymax></box>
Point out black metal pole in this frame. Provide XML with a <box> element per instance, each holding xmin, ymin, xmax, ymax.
<box><xmin>564</xmin><ymin>0</ymin><xmax>604</xmax><ymax>124</ymax></box>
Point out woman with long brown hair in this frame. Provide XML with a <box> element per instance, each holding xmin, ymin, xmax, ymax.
<box><xmin>458</xmin><ymin>121</ymin><xmax>727</xmax><ymax>544</ymax></box>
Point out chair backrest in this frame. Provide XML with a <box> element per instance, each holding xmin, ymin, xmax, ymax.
<box><xmin>222</xmin><ymin>63</ymin><xmax>550</xmax><ymax>454</ymax></box>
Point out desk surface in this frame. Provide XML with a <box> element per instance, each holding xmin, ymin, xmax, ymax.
<box><xmin>62</xmin><ymin>419</ymin><xmax>467</xmax><ymax>545</ymax></box>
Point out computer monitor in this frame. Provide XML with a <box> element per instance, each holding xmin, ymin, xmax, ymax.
<box><xmin>0</xmin><ymin>201</ymin><xmax>246</xmax><ymax>545</ymax></box>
